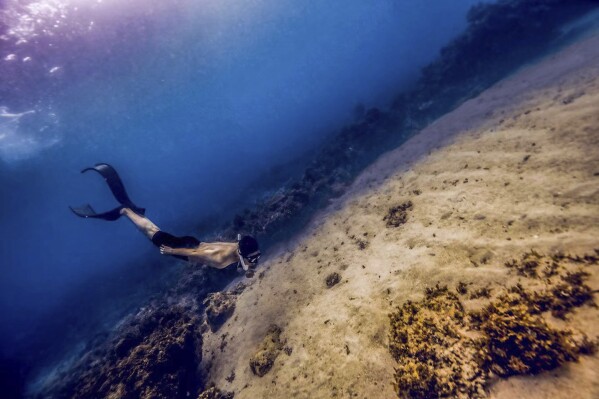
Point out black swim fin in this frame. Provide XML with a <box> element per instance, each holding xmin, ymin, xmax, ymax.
<box><xmin>69</xmin><ymin>163</ymin><xmax>145</xmax><ymax>221</ymax></box>
<box><xmin>81</xmin><ymin>163</ymin><xmax>146</xmax><ymax>215</ymax></box>
<box><xmin>69</xmin><ymin>204</ymin><xmax>124</xmax><ymax>221</ymax></box>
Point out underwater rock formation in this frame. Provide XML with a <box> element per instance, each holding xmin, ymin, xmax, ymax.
<box><xmin>204</xmin><ymin>292</ymin><xmax>237</xmax><ymax>332</ymax></box>
<box><xmin>397</xmin><ymin>0</ymin><xmax>598</xmax><ymax>123</ymax></box>
<box><xmin>249</xmin><ymin>325</ymin><xmax>284</xmax><ymax>377</ymax></box>
<box><xmin>35</xmin><ymin>262</ymin><xmax>242</xmax><ymax>398</ymax></box>
<box><xmin>325</xmin><ymin>272</ymin><xmax>341</xmax><ymax>288</ymax></box>
<box><xmin>40</xmin><ymin>304</ymin><xmax>203</xmax><ymax>399</ymax></box>
<box><xmin>197</xmin><ymin>385</ymin><xmax>234</xmax><ymax>399</ymax></box>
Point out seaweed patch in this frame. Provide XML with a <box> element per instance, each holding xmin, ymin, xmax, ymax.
<box><xmin>384</xmin><ymin>201</ymin><xmax>413</xmax><ymax>228</ymax></box>
<box><xmin>388</xmin><ymin>252</ymin><xmax>598</xmax><ymax>399</ymax></box>
<box><xmin>474</xmin><ymin>294</ymin><xmax>580</xmax><ymax>377</ymax></box>
<box><xmin>504</xmin><ymin>250</ymin><xmax>542</xmax><ymax>278</ymax></box>
<box><xmin>502</xmin><ymin>251</ymin><xmax>597</xmax><ymax>319</ymax></box>
<box><xmin>469</xmin><ymin>287</ymin><xmax>492</xmax><ymax>300</ymax></box>
<box><xmin>456</xmin><ymin>281</ymin><xmax>468</xmax><ymax>295</ymax></box>
<box><xmin>389</xmin><ymin>285</ymin><xmax>486</xmax><ymax>398</ymax></box>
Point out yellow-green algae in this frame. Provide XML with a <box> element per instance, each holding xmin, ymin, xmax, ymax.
<box><xmin>389</xmin><ymin>251</ymin><xmax>598</xmax><ymax>399</ymax></box>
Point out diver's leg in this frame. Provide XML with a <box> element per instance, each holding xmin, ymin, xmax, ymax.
<box><xmin>120</xmin><ymin>207</ymin><xmax>159</xmax><ymax>240</ymax></box>
<box><xmin>120</xmin><ymin>208</ymin><xmax>188</xmax><ymax>260</ymax></box>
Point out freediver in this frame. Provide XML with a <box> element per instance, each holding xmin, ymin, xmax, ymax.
<box><xmin>69</xmin><ymin>163</ymin><xmax>261</xmax><ymax>277</ymax></box>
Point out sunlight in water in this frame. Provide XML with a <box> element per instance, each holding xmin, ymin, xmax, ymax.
<box><xmin>3</xmin><ymin>0</ymin><xmax>70</xmax><ymax>42</ymax></box>
<box><xmin>0</xmin><ymin>106</ymin><xmax>59</xmax><ymax>162</ymax></box>
<box><xmin>2</xmin><ymin>0</ymin><xmax>154</xmax><ymax>42</ymax></box>
<box><xmin>0</xmin><ymin>0</ymin><xmax>269</xmax><ymax>162</ymax></box>
<box><xmin>1</xmin><ymin>0</ymin><xmax>260</xmax><ymax>42</ymax></box>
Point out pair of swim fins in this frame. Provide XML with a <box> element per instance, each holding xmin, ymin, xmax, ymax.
<box><xmin>69</xmin><ymin>163</ymin><xmax>145</xmax><ymax>221</ymax></box>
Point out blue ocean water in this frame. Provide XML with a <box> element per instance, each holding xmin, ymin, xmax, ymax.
<box><xmin>0</xmin><ymin>0</ymin><xmax>485</xmax><ymax>386</ymax></box>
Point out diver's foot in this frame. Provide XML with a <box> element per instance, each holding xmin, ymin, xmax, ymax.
<box><xmin>120</xmin><ymin>207</ymin><xmax>130</xmax><ymax>216</ymax></box>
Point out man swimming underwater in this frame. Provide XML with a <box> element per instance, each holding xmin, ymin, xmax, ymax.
<box><xmin>69</xmin><ymin>163</ymin><xmax>260</xmax><ymax>277</ymax></box>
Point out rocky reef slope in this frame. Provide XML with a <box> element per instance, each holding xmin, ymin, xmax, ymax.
<box><xmin>202</xmin><ymin>30</ymin><xmax>599</xmax><ymax>398</ymax></box>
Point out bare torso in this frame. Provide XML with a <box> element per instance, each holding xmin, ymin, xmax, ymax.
<box><xmin>186</xmin><ymin>242</ymin><xmax>239</xmax><ymax>269</ymax></box>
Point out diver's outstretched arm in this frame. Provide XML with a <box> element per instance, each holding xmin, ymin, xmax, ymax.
<box><xmin>159</xmin><ymin>245</ymin><xmax>194</xmax><ymax>256</ymax></box>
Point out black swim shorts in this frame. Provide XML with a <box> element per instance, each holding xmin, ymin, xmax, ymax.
<box><xmin>151</xmin><ymin>230</ymin><xmax>201</xmax><ymax>261</ymax></box>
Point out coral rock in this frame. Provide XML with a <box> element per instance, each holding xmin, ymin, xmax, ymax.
<box><xmin>249</xmin><ymin>325</ymin><xmax>284</xmax><ymax>377</ymax></box>
<box><xmin>197</xmin><ymin>385</ymin><xmax>234</xmax><ymax>399</ymax></box>
<box><xmin>44</xmin><ymin>305</ymin><xmax>203</xmax><ymax>399</ymax></box>
<box><xmin>204</xmin><ymin>292</ymin><xmax>237</xmax><ymax>332</ymax></box>
<box><xmin>325</xmin><ymin>272</ymin><xmax>341</xmax><ymax>288</ymax></box>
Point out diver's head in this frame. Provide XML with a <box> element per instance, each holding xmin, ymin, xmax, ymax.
<box><xmin>237</xmin><ymin>234</ymin><xmax>261</xmax><ymax>271</ymax></box>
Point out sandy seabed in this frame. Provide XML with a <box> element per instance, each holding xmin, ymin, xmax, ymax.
<box><xmin>201</xmin><ymin>32</ymin><xmax>599</xmax><ymax>399</ymax></box>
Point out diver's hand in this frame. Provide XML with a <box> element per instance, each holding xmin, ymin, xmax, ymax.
<box><xmin>160</xmin><ymin>245</ymin><xmax>173</xmax><ymax>255</ymax></box>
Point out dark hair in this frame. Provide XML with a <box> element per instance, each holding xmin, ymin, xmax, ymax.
<box><xmin>238</xmin><ymin>235</ymin><xmax>259</xmax><ymax>257</ymax></box>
